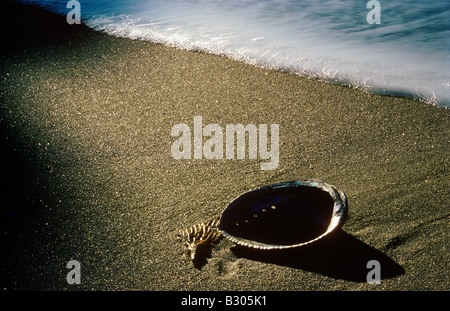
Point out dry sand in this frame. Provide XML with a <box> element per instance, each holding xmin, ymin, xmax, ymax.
<box><xmin>1</xmin><ymin>1</ymin><xmax>448</xmax><ymax>291</ymax></box>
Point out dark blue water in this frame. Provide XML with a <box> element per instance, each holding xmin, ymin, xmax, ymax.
<box><xmin>15</xmin><ymin>0</ymin><xmax>450</xmax><ymax>107</ymax></box>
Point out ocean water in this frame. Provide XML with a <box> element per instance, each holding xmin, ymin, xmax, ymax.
<box><xmin>15</xmin><ymin>0</ymin><xmax>450</xmax><ymax>107</ymax></box>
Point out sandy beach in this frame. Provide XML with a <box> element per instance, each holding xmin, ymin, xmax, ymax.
<box><xmin>1</xmin><ymin>1</ymin><xmax>448</xmax><ymax>292</ymax></box>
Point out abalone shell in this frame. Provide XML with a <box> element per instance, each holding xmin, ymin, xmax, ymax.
<box><xmin>219</xmin><ymin>180</ymin><xmax>348</xmax><ymax>249</ymax></box>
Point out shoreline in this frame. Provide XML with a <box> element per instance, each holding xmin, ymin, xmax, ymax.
<box><xmin>1</xmin><ymin>1</ymin><xmax>448</xmax><ymax>291</ymax></box>
<box><xmin>5</xmin><ymin>1</ymin><xmax>450</xmax><ymax>109</ymax></box>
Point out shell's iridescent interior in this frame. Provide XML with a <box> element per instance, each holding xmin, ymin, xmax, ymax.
<box><xmin>220</xmin><ymin>186</ymin><xmax>334</xmax><ymax>245</ymax></box>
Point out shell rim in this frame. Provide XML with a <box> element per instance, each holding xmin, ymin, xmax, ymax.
<box><xmin>219</xmin><ymin>179</ymin><xmax>348</xmax><ymax>250</ymax></box>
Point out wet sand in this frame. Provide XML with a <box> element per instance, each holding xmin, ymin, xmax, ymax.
<box><xmin>1</xmin><ymin>1</ymin><xmax>448</xmax><ymax>291</ymax></box>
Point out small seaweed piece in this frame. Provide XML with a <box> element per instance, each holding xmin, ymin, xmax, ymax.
<box><xmin>178</xmin><ymin>218</ymin><xmax>222</xmax><ymax>263</ymax></box>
